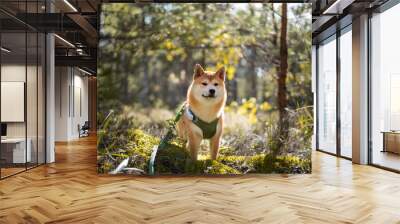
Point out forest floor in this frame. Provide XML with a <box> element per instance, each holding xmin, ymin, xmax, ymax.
<box><xmin>98</xmin><ymin>103</ymin><xmax>312</xmax><ymax>175</ymax></box>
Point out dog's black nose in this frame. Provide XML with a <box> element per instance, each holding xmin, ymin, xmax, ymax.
<box><xmin>209</xmin><ymin>89</ymin><xmax>215</xmax><ymax>95</ymax></box>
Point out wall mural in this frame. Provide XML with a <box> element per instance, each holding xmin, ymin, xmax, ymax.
<box><xmin>97</xmin><ymin>3</ymin><xmax>312</xmax><ymax>175</ymax></box>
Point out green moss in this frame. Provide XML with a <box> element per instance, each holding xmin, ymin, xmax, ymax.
<box><xmin>263</xmin><ymin>153</ymin><xmax>275</xmax><ymax>173</ymax></box>
<box><xmin>154</xmin><ymin>141</ymin><xmax>190</xmax><ymax>174</ymax></box>
<box><xmin>154</xmin><ymin>148</ymin><xmax>243</xmax><ymax>175</ymax></box>
<box><xmin>111</xmin><ymin>153</ymin><xmax>129</xmax><ymax>158</ymax></box>
<box><xmin>247</xmin><ymin>154</ymin><xmax>266</xmax><ymax>173</ymax></box>
<box><xmin>204</xmin><ymin>160</ymin><xmax>241</xmax><ymax>174</ymax></box>
<box><xmin>217</xmin><ymin>155</ymin><xmax>247</xmax><ymax>173</ymax></box>
<box><xmin>218</xmin><ymin>146</ymin><xmax>236</xmax><ymax>156</ymax></box>
<box><xmin>125</xmin><ymin>129</ymin><xmax>160</xmax><ymax>171</ymax></box>
<box><xmin>183</xmin><ymin>159</ymin><xmax>240</xmax><ymax>175</ymax></box>
<box><xmin>261</xmin><ymin>153</ymin><xmax>311</xmax><ymax>174</ymax></box>
<box><xmin>99</xmin><ymin>124</ymin><xmax>311</xmax><ymax>174</ymax></box>
<box><xmin>129</xmin><ymin>129</ymin><xmax>160</xmax><ymax>157</ymax></box>
<box><xmin>99</xmin><ymin>161</ymin><xmax>114</xmax><ymax>173</ymax></box>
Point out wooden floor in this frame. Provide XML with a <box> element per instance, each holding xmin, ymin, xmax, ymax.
<box><xmin>372</xmin><ymin>150</ymin><xmax>400</xmax><ymax>171</ymax></box>
<box><xmin>1</xmin><ymin>136</ymin><xmax>400</xmax><ymax>224</ymax></box>
<box><xmin>1</xmin><ymin>167</ymin><xmax>26</xmax><ymax>178</ymax></box>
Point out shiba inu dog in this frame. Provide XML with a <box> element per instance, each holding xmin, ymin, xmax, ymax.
<box><xmin>177</xmin><ymin>64</ymin><xmax>227</xmax><ymax>161</ymax></box>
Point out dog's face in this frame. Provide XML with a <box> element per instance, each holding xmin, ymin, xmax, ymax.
<box><xmin>190</xmin><ymin>64</ymin><xmax>226</xmax><ymax>103</ymax></box>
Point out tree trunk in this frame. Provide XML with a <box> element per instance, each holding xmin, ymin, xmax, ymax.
<box><xmin>249</xmin><ymin>6</ymin><xmax>257</xmax><ymax>99</ymax></box>
<box><xmin>250</xmin><ymin>46</ymin><xmax>257</xmax><ymax>99</ymax></box>
<box><xmin>122</xmin><ymin>52</ymin><xmax>129</xmax><ymax>103</ymax></box>
<box><xmin>271</xmin><ymin>5</ymin><xmax>279</xmax><ymax>52</ymax></box>
<box><xmin>278</xmin><ymin>3</ymin><xmax>288</xmax><ymax>139</ymax></box>
<box><xmin>227</xmin><ymin>78</ymin><xmax>238</xmax><ymax>103</ymax></box>
<box><xmin>141</xmin><ymin>6</ymin><xmax>149</xmax><ymax>106</ymax></box>
<box><xmin>201</xmin><ymin>4</ymin><xmax>207</xmax><ymax>66</ymax></box>
<box><xmin>271</xmin><ymin>4</ymin><xmax>280</xmax><ymax>102</ymax></box>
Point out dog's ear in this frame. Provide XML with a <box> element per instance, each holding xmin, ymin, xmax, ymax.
<box><xmin>194</xmin><ymin>64</ymin><xmax>205</xmax><ymax>79</ymax></box>
<box><xmin>215</xmin><ymin>67</ymin><xmax>225</xmax><ymax>81</ymax></box>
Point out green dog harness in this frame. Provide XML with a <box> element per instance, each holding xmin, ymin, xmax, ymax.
<box><xmin>185</xmin><ymin>106</ymin><xmax>220</xmax><ymax>139</ymax></box>
<box><xmin>148</xmin><ymin>103</ymin><xmax>219</xmax><ymax>175</ymax></box>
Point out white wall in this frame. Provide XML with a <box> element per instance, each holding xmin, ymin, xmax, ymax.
<box><xmin>1</xmin><ymin>63</ymin><xmax>46</xmax><ymax>164</ymax></box>
<box><xmin>1</xmin><ymin>65</ymin><xmax>27</xmax><ymax>139</ymax></box>
<box><xmin>55</xmin><ymin>67</ymin><xmax>89</xmax><ymax>141</ymax></box>
<box><xmin>55</xmin><ymin>67</ymin><xmax>70</xmax><ymax>141</ymax></box>
<box><xmin>1</xmin><ymin>65</ymin><xmax>26</xmax><ymax>165</ymax></box>
<box><xmin>72</xmin><ymin>72</ymin><xmax>89</xmax><ymax>138</ymax></box>
<box><xmin>1</xmin><ymin>65</ymin><xmax>41</xmax><ymax>137</ymax></box>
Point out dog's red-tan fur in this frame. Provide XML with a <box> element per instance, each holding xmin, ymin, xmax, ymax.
<box><xmin>176</xmin><ymin>64</ymin><xmax>227</xmax><ymax>160</ymax></box>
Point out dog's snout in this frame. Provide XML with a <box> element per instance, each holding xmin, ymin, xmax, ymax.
<box><xmin>209</xmin><ymin>89</ymin><xmax>215</xmax><ymax>95</ymax></box>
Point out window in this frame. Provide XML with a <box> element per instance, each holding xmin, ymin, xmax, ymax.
<box><xmin>0</xmin><ymin>1</ymin><xmax>47</xmax><ymax>179</ymax></box>
<box><xmin>317</xmin><ymin>35</ymin><xmax>337</xmax><ymax>154</ymax></box>
<box><xmin>370</xmin><ymin>3</ymin><xmax>400</xmax><ymax>171</ymax></box>
<box><xmin>339</xmin><ymin>27</ymin><xmax>352</xmax><ymax>158</ymax></box>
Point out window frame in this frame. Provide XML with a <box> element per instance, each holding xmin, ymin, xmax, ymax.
<box><xmin>315</xmin><ymin>21</ymin><xmax>353</xmax><ymax>160</ymax></box>
<box><xmin>367</xmin><ymin>0</ymin><xmax>400</xmax><ymax>173</ymax></box>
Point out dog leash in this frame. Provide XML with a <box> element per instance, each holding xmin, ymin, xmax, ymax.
<box><xmin>148</xmin><ymin>103</ymin><xmax>186</xmax><ymax>175</ymax></box>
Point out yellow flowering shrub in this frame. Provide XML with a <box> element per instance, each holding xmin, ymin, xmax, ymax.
<box><xmin>224</xmin><ymin>98</ymin><xmax>272</xmax><ymax>125</ymax></box>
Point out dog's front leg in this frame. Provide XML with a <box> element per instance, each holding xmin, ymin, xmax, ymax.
<box><xmin>210</xmin><ymin>118</ymin><xmax>223</xmax><ymax>160</ymax></box>
<box><xmin>187</xmin><ymin>132</ymin><xmax>202</xmax><ymax>161</ymax></box>
<box><xmin>210</xmin><ymin>135</ymin><xmax>221</xmax><ymax>160</ymax></box>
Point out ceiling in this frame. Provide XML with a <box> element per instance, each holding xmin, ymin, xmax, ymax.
<box><xmin>0</xmin><ymin>0</ymin><xmax>100</xmax><ymax>74</ymax></box>
<box><xmin>312</xmin><ymin>0</ymin><xmax>389</xmax><ymax>43</ymax></box>
<box><xmin>4</xmin><ymin>0</ymin><xmax>393</xmax><ymax>73</ymax></box>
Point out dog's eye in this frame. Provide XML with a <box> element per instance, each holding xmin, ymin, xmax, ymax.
<box><xmin>214</xmin><ymin>83</ymin><xmax>218</xmax><ymax>86</ymax></box>
<box><xmin>202</xmin><ymin>82</ymin><xmax>207</xmax><ymax>86</ymax></box>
